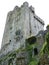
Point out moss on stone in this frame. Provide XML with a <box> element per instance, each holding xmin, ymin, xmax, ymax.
<box><xmin>28</xmin><ymin>58</ymin><xmax>38</xmax><ymax>65</ymax></box>
<box><xmin>0</xmin><ymin>42</ymin><xmax>38</xmax><ymax>65</ymax></box>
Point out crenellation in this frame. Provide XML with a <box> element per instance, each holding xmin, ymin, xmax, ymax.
<box><xmin>29</xmin><ymin>6</ymin><xmax>35</xmax><ymax>13</ymax></box>
<box><xmin>14</xmin><ymin>6</ymin><xmax>19</xmax><ymax>10</ymax></box>
<box><xmin>23</xmin><ymin>2</ymin><xmax>29</xmax><ymax>7</ymax></box>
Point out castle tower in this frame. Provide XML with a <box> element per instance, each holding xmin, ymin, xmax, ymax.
<box><xmin>1</xmin><ymin>2</ymin><xmax>44</xmax><ymax>56</ymax></box>
<box><xmin>0</xmin><ymin>2</ymin><xmax>45</xmax><ymax>65</ymax></box>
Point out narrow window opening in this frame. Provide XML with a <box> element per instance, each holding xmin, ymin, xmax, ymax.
<box><xmin>9</xmin><ymin>40</ymin><xmax>11</xmax><ymax>42</ymax></box>
<box><xmin>30</xmin><ymin>30</ymin><xmax>32</xmax><ymax>35</ymax></box>
<box><xmin>15</xmin><ymin>30</ymin><xmax>21</xmax><ymax>35</ymax></box>
<box><xmin>34</xmin><ymin>48</ymin><xmax>38</xmax><ymax>55</ymax></box>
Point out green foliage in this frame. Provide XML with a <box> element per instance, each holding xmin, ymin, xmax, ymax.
<box><xmin>39</xmin><ymin>32</ymin><xmax>49</xmax><ymax>57</ymax></box>
<box><xmin>40</xmin><ymin>42</ymin><xmax>47</xmax><ymax>55</ymax></box>
<box><xmin>28</xmin><ymin>58</ymin><xmax>38</xmax><ymax>65</ymax></box>
<box><xmin>46</xmin><ymin>32</ymin><xmax>49</xmax><ymax>44</ymax></box>
<box><xmin>0</xmin><ymin>42</ymin><xmax>38</xmax><ymax>64</ymax></box>
<box><xmin>26</xmin><ymin>44</ymin><xmax>33</xmax><ymax>51</ymax></box>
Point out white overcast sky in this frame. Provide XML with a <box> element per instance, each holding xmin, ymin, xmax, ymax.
<box><xmin>0</xmin><ymin>0</ymin><xmax>49</xmax><ymax>49</ymax></box>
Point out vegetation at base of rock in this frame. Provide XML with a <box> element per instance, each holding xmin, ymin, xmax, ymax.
<box><xmin>0</xmin><ymin>32</ymin><xmax>49</xmax><ymax>65</ymax></box>
<box><xmin>39</xmin><ymin>32</ymin><xmax>49</xmax><ymax>65</ymax></box>
<box><xmin>40</xmin><ymin>32</ymin><xmax>49</xmax><ymax>54</ymax></box>
<box><xmin>0</xmin><ymin>43</ymin><xmax>37</xmax><ymax>62</ymax></box>
<box><xmin>0</xmin><ymin>36</ymin><xmax>39</xmax><ymax>65</ymax></box>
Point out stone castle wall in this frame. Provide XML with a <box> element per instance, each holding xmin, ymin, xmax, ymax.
<box><xmin>0</xmin><ymin>2</ymin><xmax>44</xmax><ymax>60</ymax></box>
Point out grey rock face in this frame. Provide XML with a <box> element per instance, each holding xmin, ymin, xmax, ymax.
<box><xmin>0</xmin><ymin>2</ymin><xmax>44</xmax><ymax>60</ymax></box>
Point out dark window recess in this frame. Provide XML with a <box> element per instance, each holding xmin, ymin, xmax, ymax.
<box><xmin>30</xmin><ymin>30</ymin><xmax>32</xmax><ymax>34</ymax></box>
<box><xmin>26</xmin><ymin>36</ymin><xmax>37</xmax><ymax>45</ymax></box>
<box><xmin>15</xmin><ymin>30</ymin><xmax>23</xmax><ymax>41</ymax></box>
<box><xmin>15</xmin><ymin>30</ymin><xmax>21</xmax><ymax>35</ymax></box>
<box><xmin>8</xmin><ymin>59</ymin><xmax>13</xmax><ymax>65</ymax></box>
<box><xmin>38</xmin><ymin>62</ymin><xmax>40</xmax><ymax>65</ymax></box>
<box><xmin>10</xmin><ymin>27</ymin><xmax>12</xmax><ymax>30</ymax></box>
<box><xmin>34</xmin><ymin>48</ymin><xmax>38</xmax><ymax>55</ymax></box>
<box><xmin>9</xmin><ymin>40</ymin><xmax>11</xmax><ymax>42</ymax></box>
<box><xmin>32</xmin><ymin>10</ymin><xmax>34</xmax><ymax>13</ymax></box>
